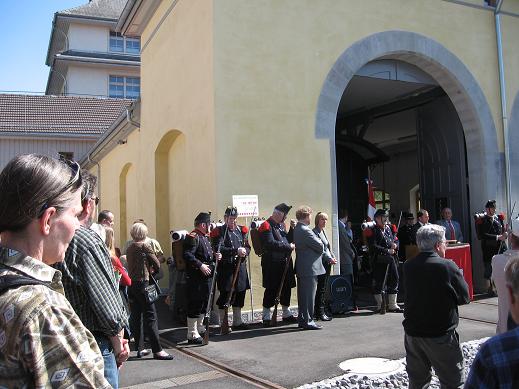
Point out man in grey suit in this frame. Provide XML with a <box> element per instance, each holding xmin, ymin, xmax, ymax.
<box><xmin>436</xmin><ymin>207</ymin><xmax>463</xmax><ymax>242</ymax></box>
<box><xmin>338</xmin><ymin>209</ymin><xmax>355</xmax><ymax>277</ymax></box>
<box><xmin>293</xmin><ymin>205</ymin><xmax>325</xmax><ymax>330</ymax></box>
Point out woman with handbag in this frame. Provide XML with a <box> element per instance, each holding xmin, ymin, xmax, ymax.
<box><xmin>126</xmin><ymin>222</ymin><xmax>173</xmax><ymax>360</ymax></box>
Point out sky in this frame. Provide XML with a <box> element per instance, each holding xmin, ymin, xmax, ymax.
<box><xmin>0</xmin><ymin>0</ymin><xmax>86</xmax><ymax>94</ymax></box>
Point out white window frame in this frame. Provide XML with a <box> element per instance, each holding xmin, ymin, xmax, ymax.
<box><xmin>109</xmin><ymin>75</ymin><xmax>140</xmax><ymax>99</ymax></box>
<box><xmin>109</xmin><ymin>31</ymin><xmax>140</xmax><ymax>54</ymax></box>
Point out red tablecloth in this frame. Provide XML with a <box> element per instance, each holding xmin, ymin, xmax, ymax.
<box><xmin>445</xmin><ymin>244</ymin><xmax>474</xmax><ymax>300</ymax></box>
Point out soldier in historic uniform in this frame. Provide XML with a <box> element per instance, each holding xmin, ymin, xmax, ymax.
<box><xmin>258</xmin><ymin>203</ymin><xmax>298</xmax><ymax>326</ymax></box>
<box><xmin>397</xmin><ymin>212</ymin><xmax>415</xmax><ymax>261</ymax></box>
<box><xmin>476</xmin><ymin>200</ymin><xmax>508</xmax><ymax>295</ymax></box>
<box><xmin>365</xmin><ymin>208</ymin><xmax>403</xmax><ymax>314</ymax></box>
<box><xmin>183</xmin><ymin>212</ymin><xmax>222</xmax><ymax>344</ymax></box>
<box><xmin>210</xmin><ymin>206</ymin><xmax>251</xmax><ymax>330</ymax></box>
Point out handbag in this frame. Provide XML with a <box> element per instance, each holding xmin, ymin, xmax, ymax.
<box><xmin>144</xmin><ymin>274</ymin><xmax>161</xmax><ymax>304</ymax></box>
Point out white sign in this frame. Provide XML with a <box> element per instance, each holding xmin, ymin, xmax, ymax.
<box><xmin>232</xmin><ymin>195</ymin><xmax>259</xmax><ymax>217</ymax></box>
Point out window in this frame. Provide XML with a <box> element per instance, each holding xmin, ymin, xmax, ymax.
<box><xmin>58</xmin><ymin>151</ymin><xmax>74</xmax><ymax>160</ymax></box>
<box><xmin>126</xmin><ymin>37</ymin><xmax>140</xmax><ymax>54</ymax></box>
<box><xmin>109</xmin><ymin>32</ymin><xmax>124</xmax><ymax>52</ymax></box>
<box><xmin>109</xmin><ymin>31</ymin><xmax>140</xmax><ymax>54</ymax></box>
<box><xmin>109</xmin><ymin>76</ymin><xmax>140</xmax><ymax>99</ymax></box>
<box><xmin>374</xmin><ymin>188</ymin><xmax>390</xmax><ymax>210</ymax></box>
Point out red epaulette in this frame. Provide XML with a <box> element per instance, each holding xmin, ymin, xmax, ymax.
<box><xmin>391</xmin><ymin>224</ymin><xmax>398</xmax><ymax>233</ymax></box>
<box><xmin>498</xmin><ymin>213</ymin><xmax>505</xmax><ymax>221</ymax></box>
<box><xmin>240</xmin><ymin>225</ymin><xmax>249</xmax><ymax>234</ymax></box>
<box><xmin>188</xmin><ymin>231</ymin><xmax>197</xmax><ymax>238</ymax></box>
<box><xmin>475</xmin><ymin>218</ymin><xmax>484</xmax><ymax>225</ymax></box>
<box><xmin>363</xmin><ymin>228</ymin><xmax>373</xmax><ymax>238</ymax></box>
<box><xmin>258</xmin><ymin>220</ymin><xmax>271</xmax><ymax>232</ymax></box>
<box><xmin>210</xmin><ymin>227</ymin><xmax>220</xmax><ymax>238</ymax></box>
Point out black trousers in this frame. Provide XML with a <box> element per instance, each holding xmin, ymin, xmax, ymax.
<box><xmin>216</xmin><ymin>289</ymin><xmax>246</xmax><ymax>309</ymax></box>
<box><xmin>128</xmin><ymin>282</ymin><xmax>162</xmax><ymax>353</ymax></box>
<box><xmin>373</xmin><ymin>260</ymin><xmax>399</xmax><ymax>294</ymax></box>
<box><xmin>314</xmin><ymin>262</ymin><xmax>331</xmax><ymax>314</ymax></box>
<box><xmin>263</xmin><ymin>283</ymin><xmax>292</xmax><ymax>308</ymax></box>
<box><xmin>186</xmin><ymin>275</ymin><xmax>211</xmax><ymax>318</ymax></box>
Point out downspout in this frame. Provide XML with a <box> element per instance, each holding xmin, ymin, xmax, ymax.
<box><xmin>126</xmin><ymin>106</ymin><xmax>140</xmax><ymax>127</ymax></box>
<box><xmin>495</xmin><ymin>0</ymin><xmax>512</xmax><ymax>219</ymax></box>
<box><xmin>87</xmin><ymin>153</ymin><xmax>102</xmax><ymax>210</ymax></box>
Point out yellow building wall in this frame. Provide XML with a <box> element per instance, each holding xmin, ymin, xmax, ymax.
<box><xmin>213</xmin><ymin>0</ymin><xmax>509</xmax><ymax>222</ymax></box>
<box><xmin>94</xmin><ymin>0</ymin><xmax>215</xmax><ymax>259</ymax></box>
<box><xmin>92</xmin><ymin>0</ymin><xmax>519</xmax><ymax>301</ymax></box>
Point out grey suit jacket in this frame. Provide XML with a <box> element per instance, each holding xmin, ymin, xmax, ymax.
<box><xmin>312</xmin><ymin>227</ymin><xmax>333</xmax><ymax>264</ymax></box>
<box><xmin>294</xmin><ymin>222</ymin><xmax>325</xmax><ymax>277</ymax></box>
<box><xmin>436</xmin><ymin>219</ymin><xmax>464</xmax><ymax>242</ymax></box>
<box><xmin>338</xmin><ymin>220</ymin><xmax>354</xmax><ymax>266</ymax></box>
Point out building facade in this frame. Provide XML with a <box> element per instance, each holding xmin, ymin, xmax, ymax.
<box><xmin>46</xmin><ymin>0</ymin><xmax>140</xmax><ymax>98</ymax></box>
<box><xmin>82</xmin><ymin>0</ymin><xmax>519</xmax><ymax>294</ymax></box>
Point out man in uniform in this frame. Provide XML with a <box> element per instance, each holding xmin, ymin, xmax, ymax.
<box><xmin>210</xmin><ymin>206</ymin><xmax>251</xmax><ymax>330</ymax></box>
<box><xmin>397</xmin><ymin>212</ymin><xmax>414</xmax><ymax>261</ymax></box>
<box><xmin>365</xmin><ymin>208</ymin><xmax>403</xmax><ymax>314</ymax></box>
<box><xmin>258</xmin><ymin>203</ymin><xmax>297</xmax><ymax>326</ymax></box>
<box><xmin>183</xmin><ymin>212</ymin><xmax>222</xmax><ymax>344</ymax></box>
<box><xmin>476</xmin><ymin>200</ymin><xmax>507</xmax><ymax>295</ymax></box>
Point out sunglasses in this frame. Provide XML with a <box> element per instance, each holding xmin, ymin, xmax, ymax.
<box><xmin>38</xmin><ymin>159</ymin><xmax>82</xmax><ymax>218</ymax></box>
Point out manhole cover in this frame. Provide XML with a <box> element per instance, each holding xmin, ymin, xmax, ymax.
<box><xmin>339</xmin><ymin>357</ymin><xmax>404</xmax><ymax>376</ymax></box>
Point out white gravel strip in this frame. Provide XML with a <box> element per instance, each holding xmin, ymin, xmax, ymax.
<box><xmin>296</xmin><ymin>337</ymin><xmax>488</xmax><ymax>389</ymax></box>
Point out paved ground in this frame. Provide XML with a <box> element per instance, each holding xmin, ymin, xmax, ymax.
<box><xmin>119</xmin><ymin>294</ymin><xmax>498</xmax><ymax>389</ymax></box>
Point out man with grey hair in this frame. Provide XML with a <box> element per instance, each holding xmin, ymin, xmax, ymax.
<box><xmin>403</xmin><ymin>224</ymin><xmax>470</xmax><ymax>389</ymax></box>
<box><xmin>465</xmin><ymin>256</ymin><xmax>519</xmax><ymax>387</ymax></box>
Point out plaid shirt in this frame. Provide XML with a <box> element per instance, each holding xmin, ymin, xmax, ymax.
<box><xmin>465</xmin><ymin>326</ymin><xmax>519</xmax><ymax>388</ymax></box>
<box><xmin>55</xmin><ymin>226</ymin><xmax>128</xmax><ymax>337</ymax></box>
<box><xmin>0</xmin><ymin>247</ymin><xmax>110</xmax><ymax>388</ymax></box>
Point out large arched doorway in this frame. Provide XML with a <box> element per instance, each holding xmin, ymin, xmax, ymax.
<box><xmin>316</xmin><ymin>31</ymin><xmax>501</xmax><ymax>291</ymax></box>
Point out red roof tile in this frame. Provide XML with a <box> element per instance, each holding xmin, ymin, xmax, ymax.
<box><xmin>0</xmin><ymin>94</ymin><xmax>132</xmax><ymax>136</ymax></box>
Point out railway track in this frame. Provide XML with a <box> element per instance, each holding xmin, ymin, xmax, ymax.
<box><xmin>160</xmin><ymin>336</ymin><xmax>286</xmax><ymax>389</ymax></box>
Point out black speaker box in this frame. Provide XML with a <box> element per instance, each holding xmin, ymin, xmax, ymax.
<box><xmin>327</xmin><ymin>275</ymin><xmax>353</xmax><ymax>314</ymax></box>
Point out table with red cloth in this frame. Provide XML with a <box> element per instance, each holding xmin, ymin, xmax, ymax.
<box><xmin>445</xmin><ymin>243</ymin><xmax>474</xmax><ymax>300</ymax></box>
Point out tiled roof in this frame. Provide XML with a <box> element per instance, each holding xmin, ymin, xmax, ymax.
<box><xmin>59</xmin><ymin>0</ymin><xmax>127</xmax><ymax>20</ymax></box>
<box><xmin>0</xmin><ymin>94</ymin><xmax>132</xmax><ymax>136</ymax></box>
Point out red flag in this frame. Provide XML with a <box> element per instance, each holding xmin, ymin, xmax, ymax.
<box><xmin>366</xmin><ymin>179</ymin><xmax>376</xmax><ymax>221</ymax></box>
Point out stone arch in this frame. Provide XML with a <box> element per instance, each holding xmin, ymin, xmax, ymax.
<box><xmin>154</xmin><ymin>130</ymin><xmax>186</xmax><ymax>250</ymax></box>
<box><xmin>119</xmin><ymin>162</ymin><xmax>132</xmax><ymax>245</ymax></box>
<box><xmin>316</xmin><ymin>31</ymin><xmax>501</xmax><ymax>287</ymax></box>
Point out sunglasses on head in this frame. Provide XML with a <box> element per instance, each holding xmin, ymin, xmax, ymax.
<box><xmin>38</xmin><ymin>159</ymin><xmax>82</xmax><ymax>218</ymax></box>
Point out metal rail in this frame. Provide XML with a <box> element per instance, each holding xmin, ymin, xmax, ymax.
<box><xmin>160</xmin><ymin>337</ymin><xmax>286</xmax><ymax>389</ymax></box>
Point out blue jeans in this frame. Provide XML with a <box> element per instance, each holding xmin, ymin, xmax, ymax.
<box><xmin>95</xmin><ymin>335</ymin><xmax>119</xmax><ymax>389</ymax></box>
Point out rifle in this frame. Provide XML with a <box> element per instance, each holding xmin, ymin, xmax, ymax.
<box><xmin>202</xmin><ymin>226</ymin><xmax>228</xmax><ymax>345</ymax></box>
<box><xmin>221</xmin><ymin>255</ymin><xmax>241</xmax><ymax>335</ymax></box>
<box><xmin>271</xmin><ymin>255</ymin><xmax>291</xmax><ymax>326</ymax></box>
<box><xmin>499</xmin><ymin>200</ymin><xmax>516</xmax><ymax>253</ymax></box>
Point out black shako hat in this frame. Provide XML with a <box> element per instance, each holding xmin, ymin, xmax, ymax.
<box><xmin>274</xmin><ymin>203</ymin><xmax>292</xmax><ymax>215</ymax></box>
<box><xmin>195</xmin><ymin>212</ymin><xmax>211</xmax><ymax>224</ymax></box>
<box><xmin>405</xmin><ymin>212</ymin><xmax>414</xmax><ymax>219</ymax></box>
<box><xmin>374</xmin><ymin>208</ymin><xmax>389</xmax><ymax>218</ymax></box>
<box><xmin>225</xmin><ymin>206</ymin><xmax>238</xmax><ymax>217</ymax></box>
<box><xmin>485</xmin><ymin>200</ymin><xmax>496</xmax><ymax>209</ymax></box>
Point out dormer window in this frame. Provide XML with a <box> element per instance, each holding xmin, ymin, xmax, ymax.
<box><xmin>110</xmin><ymin>31</ymin><xmax>140</xmax><ymax>54</ymax></box>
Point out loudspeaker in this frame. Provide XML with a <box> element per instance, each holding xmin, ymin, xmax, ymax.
<box><xmin>327</xmin><ymin>275</ymin><xmax>353</xmax><ymax>314</ymax></box>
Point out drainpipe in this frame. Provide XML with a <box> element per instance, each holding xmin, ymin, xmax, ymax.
<box><xmin>126</xmin><ymin>107</ymin><xmax>140</xmax><ymax>127</ymax></box>
<box><xmin>495</xmin><ymin>0</ymin><xmax>512</xmax><ymax>220</ymax></box>
<box><xmin>87</xmin><ymin>153</ymin><xmax>102</xmax><ymax>210</ymax></box>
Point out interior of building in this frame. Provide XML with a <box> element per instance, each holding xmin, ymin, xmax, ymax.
<box><xmin>335</xmin><ymin>59</ymin><xmax>470</xmax><ymax>240</ymax></box>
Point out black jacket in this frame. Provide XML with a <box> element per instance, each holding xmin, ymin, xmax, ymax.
<box><xmin>258</xmin><ymin>217</ymin><xmax>296</xmax><ymax>289</ymax></box>
<box><xmin>210</xmin><ymin>225</ymin><xmax>251</xmax><ymax>292</ymax></box>
<box><xmin>403</xmin><ymin>251</ymin><xmax>470</xmax><ymax>337</ymax></box>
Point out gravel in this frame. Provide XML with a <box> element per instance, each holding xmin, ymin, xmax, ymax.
<box><xmin>295</xmin><ymin>337</ymin><xmax>488</xmax><ymax>389</ymax></box>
